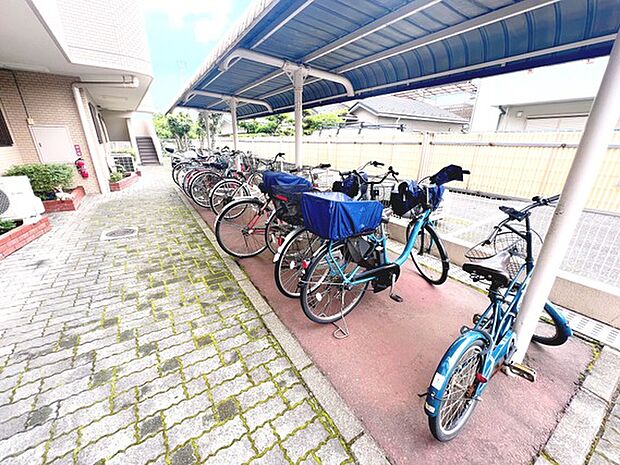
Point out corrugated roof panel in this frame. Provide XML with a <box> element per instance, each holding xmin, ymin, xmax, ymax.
<box><xmin>171</xmin><ymin>0</ymin><xmax>619</xmax><ymax>118</ymax></box>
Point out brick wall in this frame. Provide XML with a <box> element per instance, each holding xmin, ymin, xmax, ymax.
<box><xmin>0</xmin><ymin>70</ymin><xmax>101</xmax><ymax>194</ymax></box>
<box><xmin>0</xmin><ymin>217</ymin><xmax>52</xmax><ymax>260</ymax></box>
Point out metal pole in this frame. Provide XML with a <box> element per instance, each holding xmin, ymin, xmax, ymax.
<box><xmin>204</xmin><ymin>111</ymin><xmax>211</xmax><ymax>151</ymax></box>
<box><xmin>229</xmin><ymin>98</ymin><xmax>240</xmax><ymax>170</ymax></box>
<box><xmin>512</xmin><ymin>37</ymin><xmax>620</xmax><ymax>363</ymax></box>
<box><xmin>293</xmin><ymin>69</ymin><xmax>307</xmax><ymax>168</ymax></box>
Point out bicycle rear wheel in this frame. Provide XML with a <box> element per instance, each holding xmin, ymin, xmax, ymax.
<box><xmin>299</xmin><ymin>242</ymin><xmax>368</xmax><ymax>324</ymax></box>
<box><xmin>215</xmin><ymin>198</ymin><xmax>270</xmax><ymax>258</ymax></box>
<box><xmin>274</xmin><ymin>228</ymin><xmax>324</xmax><ymax>298</ymax></box>
<box><xmin>406</xmin><ymin>222</ymin><xmax>449</xmax><ymax>285</ymax></box>
<box><xmin>428</xmin><ymin>340</ymin><xmax>484</xmax><ymax>441</ymax></box>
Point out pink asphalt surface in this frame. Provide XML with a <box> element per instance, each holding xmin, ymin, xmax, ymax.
<box><xmin>196</xmin><ymin>205</ymin><xmax>591</xmax><ymax>465</ymax></box>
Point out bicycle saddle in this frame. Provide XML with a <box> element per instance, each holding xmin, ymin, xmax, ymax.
<box><xmin>462</xmin><ymin>250</ymin><xmax>513</xmax><ymax>287</ymax></box>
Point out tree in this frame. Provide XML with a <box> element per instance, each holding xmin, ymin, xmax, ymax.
<box><xmin>167</xmin><ymin>112</ymin><xmax>193</xmax><ymax>150</ymax></box>
<box><xmin>238</xmin><ymin>114</ymin><xmax>294</xmax><ymax>135</ymax></box>
<box><xmin>302</xmin><ymin>109</ymin><xmax>346</xmax><ymax>135</ymax></box>
<box><xmin>208</xmin><ymin>113</ymin><xmax>223</xmax><ymax>148</ymax></box>
<box><xmin>153</xmin><ymin>113</ymin><xmax>172</xmax><ymax>140</ymax></box>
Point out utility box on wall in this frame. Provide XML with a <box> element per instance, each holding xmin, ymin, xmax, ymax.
<box><xmin>30</xmin><ymin>125</ymin><xmax>75</xmax><ymax>163</ymax></box>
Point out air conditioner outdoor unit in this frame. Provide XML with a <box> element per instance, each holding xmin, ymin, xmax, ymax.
<box><xmin>0</xmin><ymin>176</ymin><xmax>45</xmax><ymax>225</ymax></box>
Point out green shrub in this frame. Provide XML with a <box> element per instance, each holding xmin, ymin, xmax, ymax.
<box><xmin>109</xmin><ymin>171</ymin><xmax>124</xmax><ymax>183</ymax></box>
<box><xmin>0</xmin><ymin>219</ymin><xmax>17</xmax><ymax>234</ymax></box>
<box><xmin>4</xmin><ymin>163</ymin><xmax>74</xmax><ymax>198</ymax></box>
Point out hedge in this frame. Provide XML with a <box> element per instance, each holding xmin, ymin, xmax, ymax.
<box><xmin>4</xmin><ymin>163</ymin><xmax>74</xmax><ymax>198</ymax></box>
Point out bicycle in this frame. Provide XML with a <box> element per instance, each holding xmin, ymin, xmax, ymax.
<box><xmin>214</xmin><ymin>163</ymin><xmax>330</xmax><ymax>259</ymax></box>
<box><xmin>272</xmin><ymin>161</ymin><xmax>387</xmax><ymax>299</ymax></box>
<box><xmin>298</xmin><ymin>165</ymin><xmax>467</xmax><ymax>324</ymax></box>
<box><xmin>424</xmin><ymin>194</ymin><xmax>572</xmax><ymax>442</ymax></box>
<box><xmin>208</xmin><ymin>153</ymin><xmax>285</xmax><ymax>215</ymax></box>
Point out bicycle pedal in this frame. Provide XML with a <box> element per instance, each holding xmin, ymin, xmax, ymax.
<box><xmin>507</xmin><ymin>363</ymin><xmax>537</xmax><ymax>382</ymax></box>
<box><xmin>389</xmin><ymin>293</ymin><xmax>403</xmax><ymax>303</ymax></box>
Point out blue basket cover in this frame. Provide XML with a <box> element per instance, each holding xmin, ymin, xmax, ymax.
<box><xmin>259</xmin><ymin>171</ymin><xmax>312</xmax><ymax>195</ymax></box>
<box><xmin>301</xmin><ymin>191</ymin><xmax>383</xmax><ymax>241</ymax></box>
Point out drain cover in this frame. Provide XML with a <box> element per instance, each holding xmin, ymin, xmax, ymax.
<box><xmin>0</xmin><ymin>190</ymin><xmax>9</xmax><ymax>215</ymax></box>
<box><xmin>100</xmin><ymin>227</ymin><xmax>138</xmax><ymax>241</ymax></box>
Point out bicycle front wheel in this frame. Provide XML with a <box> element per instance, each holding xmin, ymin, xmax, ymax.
<box><xmin>299</xmin><ymin>242</ymin><xmax>368</xmax><ymax>324</ymax></box>
<box><xmin>209</xmin><ymin>178</ymin><xmax>249</xmax><ymax>215</ymax></box>
<box><xmin>429</xmin><ymin>340</ymin><xmax>484</xmax><ymax>441</ymax></box>
<box><xmin>265</xmin><ymin>210</ymin><xmax>295</xmax><ymax>255</ymax></box>
<box><xmin>189</xmin><ymin>171</ymin><xmax>222</xmax><ymax>208</ymax></box>
<box><xmin>274</xmin><ymin>228</ymin><xmax>324</xmax><ymax>298</ymax></box>
<box><xmin>215</xmin><ymin>198</ymin><xmax>270</xmax><ymax>258</ymax></box>
<box><xmin>407</xmin><ymin>222</ymin><xmax>449</xmax><ymax>285</ymax></box>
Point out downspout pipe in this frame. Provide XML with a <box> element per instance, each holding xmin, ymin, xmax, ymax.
<box><xmin>71</xmin><ymin>76</ymin><xmax>140</xmax><ymax>194</ymax></box>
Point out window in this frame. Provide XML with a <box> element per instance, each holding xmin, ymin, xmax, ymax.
<box><xmin>0</xmin><ymin>107</ymin><xmax>13</xmax><ymax>147</ymax></box>
<box><xmin>88</xmin><ymin>102</ymin><xmax>103</xmax><ymax>143</ymax></box>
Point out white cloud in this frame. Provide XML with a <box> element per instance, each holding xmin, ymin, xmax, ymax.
<box><xmin>143</xmin><ymin>0</ymin><xmax>233</xmax><ymax>29</ymax></box>
<box><xmin>193</xmin><ymin>16</ymin><xmax>230</xmax><ymax>45</ymax></box>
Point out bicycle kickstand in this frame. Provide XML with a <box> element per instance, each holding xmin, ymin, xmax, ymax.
<box><xmin>389</xmin><ymin>273</ymin><xmax>403</xmax><ymax>303</ymax></box>
<box><xmin>332</xmin><ymin>290</ymin><xmax>350</xmax><ymax>339</ymax></box>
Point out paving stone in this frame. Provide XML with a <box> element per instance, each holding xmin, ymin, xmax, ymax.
<box><xmin>0</xmin><ymin>168</ymin><xmax>355</xmax><ymax>465</ymax></box>
<box><xmin>544</xmin><ymin>390</ymin><xmax>608</xmax><ymax>465</ymax></box>
<box><xmin>582</xmin><ymin>347</ymin><xmax>620</xmax><ymax>402</ymax></box>
<box><xmin>282</xmin><ymin>419</ymin><xmax>329</xmax><ymax>462</ymax></box>
<box><xmin>203</xmin><ymin>435</ymin><xmax>255</xmax><ymax>464</ymax></box>
<box><xmin>171</xmin><ymin>443</ymin><xmax>197</xmax><ymax>465</ymax></box>
<box><xmin>316</xmin><ymin>438</ymin><xmax>350</xmax><ymax>465</ymax></box>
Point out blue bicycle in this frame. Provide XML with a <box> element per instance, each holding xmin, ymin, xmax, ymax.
<box><xmin>424</xmin><ymin>195</ymin><xmax>572</xmax><ymax>441</ymax></box>
<box><xmin>298</xmin><ymin>165</ymin><xmax>468</xmax><ymax>324</ymax></box>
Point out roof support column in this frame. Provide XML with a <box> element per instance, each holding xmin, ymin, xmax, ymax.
<box><xmin>229</xmin><ymin>98</ymin><xmax>240</xmax><ymax>170</ymax></box>
<box><xmin>290</xmin><ymin>68</ymin><xmax>308</xmax><ymax>168</ymax></box>
<box><xmin>512</xmin><ymin>37</ymin><xmax>620</xmax><ymax>363</ymax></box>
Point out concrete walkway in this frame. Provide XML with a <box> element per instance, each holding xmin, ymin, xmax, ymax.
<box><xmin>0</xmin><ymin>169</ymin><xmax>359</xmax><ymax>465</ymax></box>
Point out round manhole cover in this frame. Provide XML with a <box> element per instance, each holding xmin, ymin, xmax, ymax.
<box><xmin>100</xmin><ymin>227</ymin><xmax>138</xmax><ymax>241</ymax></box>
<box><xmin>0</xmin><ymin>190</ymin><xmax>9</xmax><ymax>216</ymax></box>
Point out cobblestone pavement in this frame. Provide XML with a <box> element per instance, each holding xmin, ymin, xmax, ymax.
<box><xmin>0</xmin><ymin>170</ymin><xmax>355</xmax><ymax>465</ymax></box>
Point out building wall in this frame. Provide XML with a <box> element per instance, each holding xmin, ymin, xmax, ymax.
<box><xmin>32</xmin><ymin>0</ymin><xmax>152</xmax><ymax>76</ymax></box>
<box><xmin>497</xmin><ymin>99</ymin><xmax>620</xmax><ymax>132</ymax></box>
<box><xmin>0</xmin><ymin>70</ymin><xmax>102</xmax><ymax>194</ymax></box>
<box><xmin>350</xmin><ymin>108</ymin><xmax>463</xmax><ymax>132</ymax></box>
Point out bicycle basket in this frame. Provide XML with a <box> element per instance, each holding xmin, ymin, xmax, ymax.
<box><xmin>301</xmin><ymin>191</ymin><xmax>384</xmax><ymax>241</ymax></box>
<box><xmin>464</xmin><ymin>231</ymin><xmax>527</xmax><ymax>279</ymax></box>
<box><xmin>271</xmin><ymin>184</ymin><xmax>314</xmax><ymax>226</ymax></box>
<box><xmin>332</xmin><ymin>172</ymin><xmax>368</xmax><ymax>198</ymax></box>
<box><xmin>259</xmin><ymin>171</ymin><xmax>312</xmax><ymax>195</ymax></box>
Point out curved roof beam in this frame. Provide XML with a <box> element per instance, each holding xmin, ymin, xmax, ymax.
<box><xmin>185</xmin><ymin>90</ymin><xmax>273</xmax><ymax>112</ymax></box>
<box><xmin>220</xmin><ymin>48</ymin><xmax>355</xmax><ymax>97</ymax></box>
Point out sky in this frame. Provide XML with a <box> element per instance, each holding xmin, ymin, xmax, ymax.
<box><xmin>143</xmin><ymin>0</ymin><xmax>253</xmax><ymax>113</ymax></box>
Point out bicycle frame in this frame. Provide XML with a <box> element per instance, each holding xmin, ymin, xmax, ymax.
<box><xmin>322</xmin><ymin>209</ymin><xmax>432</xmax><ymax>287</ymax></box>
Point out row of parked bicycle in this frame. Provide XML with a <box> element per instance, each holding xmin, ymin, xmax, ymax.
<box><xmin>170</xmin><ymin>146</ymin><xmax>572</xmax><ymax>441</ymax></box>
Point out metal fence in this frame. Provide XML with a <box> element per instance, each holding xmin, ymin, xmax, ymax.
<box><xmin>217</xmin><ymin>130</ymin><xmax>620</xmax><ymax>212</ymax></box>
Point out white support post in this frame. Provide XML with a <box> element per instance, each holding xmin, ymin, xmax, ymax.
<box><xmin>292</xmin><ymin>68</ymin><xmax>307</xmax><ymax>168</ymax></box>
<box><xmin>512</xmin><ymin>37</ymin><xmax>620</xmax><ymax>363</ymax></box>
<box><xmin>229</xmin><ymin>98</ymin><xmax>240</xmax><ymax>170</ymax></box>
<box><xmin>204</xmin><ymin>111</ymin><xmax>211</xmax><ymax>151</ymax></box>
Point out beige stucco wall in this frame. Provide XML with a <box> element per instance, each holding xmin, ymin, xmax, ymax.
<box><xmin>0</xmin><ymin>70</ymin><xmax>102</xmax><ymax>193</ymax></box>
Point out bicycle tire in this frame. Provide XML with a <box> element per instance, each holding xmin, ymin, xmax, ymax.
<box><xmin>209</xmin><ymin>178</ymin><xmax>250</xmax><ymax>215</ymax></box>
<box><xmin>299</xmin><ymin>241</ymin><xmax>368</xmax><ymax>324</ymax></box>
<box><xmin>189</xmin><ymin>171</ymin><xmax>222</xmax><ymax>208</ymax></box>
<box><xmin>274</xmin><ymin>228</ymin><xmax>323</xmax><ymax>299</ymax></box>
<box><xmin>531</xmin><ymin>302</ymin><xmax>571</xmax><ymax>346</ymax></box>
<box><xmin>406</xmin><ymin>222</ymin><xmax>449</xmax><ymax>285</ymax></box>
<box><xmin>428</xmin><ymin>339</ymin><xmax>484</xmax><ymax>441</ymax></box>
<box><xmin>265</xmin><ymin>209</ymin><xmax>294</xmax><ymax>255</ymax></box>
<box><xmin>215</xmin><ymin>198</ymin><xmax>269</xmax><ymax>258</ymax></box>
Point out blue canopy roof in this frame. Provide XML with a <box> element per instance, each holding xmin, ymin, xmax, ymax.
<box><xmin>170</xmin><ymin>0</ymin><xmax>619</xmax><ymax>119</ymax></box>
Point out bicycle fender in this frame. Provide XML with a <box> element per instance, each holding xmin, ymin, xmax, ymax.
<box><xmin>425</xmin><ymin>330</ymin><xmax>487</xmax><ymax>418</ymax></box>
<box><xmin>544</xmin><ymin>301</ymin><xmax>573</xmax><ymax>340</ymax></box>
